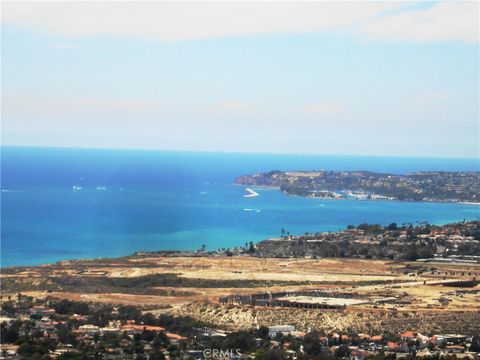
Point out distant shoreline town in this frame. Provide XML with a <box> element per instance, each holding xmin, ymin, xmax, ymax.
<box><xmin>235</xmin><ymin>170</ymin><xmax>480</xmax><ymax>203</ymax></box>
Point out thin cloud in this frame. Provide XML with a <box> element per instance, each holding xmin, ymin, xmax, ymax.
<box><xmin>202</xmin><ymin>100</ymin><xmax>255</xmax><ymax>115</ymax></box>
<box><xmin>1</xmin><ymin>2</ymin><xmax>395</xmax><ymax>42</ymax></box>
<box><xmin>413</xmin><ymin>91</ymin><xmax>450</xmax><ymax>106</ymax></box>
<box><xmin>3</xmin><ymin>96</ymin><xmax>169</xmax><ymax>119</ymax></box>
<box><xmin>4</xmin><ymin>96</ymin><xmax>256</xmax><ymax>120</ymax></box>
<box><xmin>2</xmin><ymin>2</ymin><xmax>477</xmax><ymax>43</ymax></box>
<box><xmin>305</xmin><ymin>103</ymin><xmax>345</xmax><ymax>115</ymax></box>
<box><xmin>362</xmin><ymin>2</ymin><xmax>479</xmax><ymax>43</ymax></box>
<box><xmin>216</xmin><ymin>100</ymin><xmax>254</xmax><ymax>112</ymax></box>
<box><xmin>36</xmin><ymin>42</ymin><xmax>81</xmax><ymax>49</ymax></box>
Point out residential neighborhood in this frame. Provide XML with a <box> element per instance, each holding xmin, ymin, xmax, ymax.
<box><xmin>1</xmin><ymin>295</ymin><xmax>480</xmax><ymax>359</ymax></box>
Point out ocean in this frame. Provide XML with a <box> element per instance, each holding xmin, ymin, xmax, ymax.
<box><xmin>1</xmin><ymin>146</ymin><xmax>479</xmax><ymax>267</ymax></box>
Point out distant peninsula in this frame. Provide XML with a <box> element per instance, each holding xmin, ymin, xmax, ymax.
<box><xmin>235</xmin><ymin>170</ymin><xmax>480</xmax><ymax>203</ymax></box>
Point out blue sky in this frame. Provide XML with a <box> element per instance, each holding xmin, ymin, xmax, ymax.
<box><xmin>1</xmin><ymin>1</ymin><xmax>479</xmax><ymax>158</ymax></box>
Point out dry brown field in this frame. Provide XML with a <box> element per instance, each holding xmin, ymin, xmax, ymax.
<box><xmin>2</xmin><ymin>255</ymin><xmax>479</xmax><ymax>333</ymax></box>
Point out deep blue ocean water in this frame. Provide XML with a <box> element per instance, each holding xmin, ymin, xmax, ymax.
<box><xmin>1</xmin><ymin>147</ymin><xmax>479</xmax><ymax>267</ymax></box>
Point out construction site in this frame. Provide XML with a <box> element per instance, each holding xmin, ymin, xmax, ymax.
<box><xmin>219</xmin><ymin>278</ymin><xmax>479</xmax><ymax>310</ymax></box>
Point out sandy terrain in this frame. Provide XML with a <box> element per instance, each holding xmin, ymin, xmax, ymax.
<box><xmin>103</xmin><ymin>257</ymin><xmax>404</xmax><ymax>281</ymax></box>
<box><xmin>3</xmin><ymin>255</ymin><xmax>479</xmax><ymax>333</ymax></box>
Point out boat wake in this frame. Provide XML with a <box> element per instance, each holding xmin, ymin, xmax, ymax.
<box><xmin>243</xmin><ymin>187</ymin><xmax>259</xmax><ymax>198</ymax></box>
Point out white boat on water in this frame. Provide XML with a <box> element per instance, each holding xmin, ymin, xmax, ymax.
<box><xmin>244</xmin><ymin>188</ymin><xmax>259</xmax><ymax>198</ymax></box>
<box><xmin>72</xmin><ymin>186</ymin><xmax>82</xmax><ymax>191</ymax></box>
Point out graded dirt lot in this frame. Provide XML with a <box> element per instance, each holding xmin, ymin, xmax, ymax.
<box><xmin>120</xmin><ymin>256</ymin><xmax>398</xmax><ymax>279</ymax></box>
<box><xmin>2</xmin><ymin>255</ymin><xmax>479</xmax><ymax>333</ymax></box>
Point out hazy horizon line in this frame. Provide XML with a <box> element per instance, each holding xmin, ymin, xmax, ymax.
<box><xmin>2</xmin><ymin>144</ymin><xmax>479</xmax><ymax>162</ymax></box>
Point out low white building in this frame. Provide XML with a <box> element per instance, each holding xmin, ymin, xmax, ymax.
<box><xmin>79</xmin><ymin>324</ymin><xmax>100</xmax><ymax>335</ymax></box>
<box><xmin>268</xmin><ymin>325</ymin><xmax>295</xmax><ymax>338</ymax></box>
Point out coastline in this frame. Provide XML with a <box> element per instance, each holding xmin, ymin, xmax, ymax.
<box><xmin>4</xmin><ymin>148</ymin><xmax>479</xmax><ymax>269</ymax></box>
<box><xmin>460</xmin><ymin>201</ymin><xmax>480</xmax><ymax>206</ymax></box>
<box><xmin>242</xmin><ymin>184</ymin><xmax>480</xmax><ymax>206</ymax></box>
<box><xmin>3</xmin><ymin>219</ymin><xmax>479</xmax><ymax>269</ymax></box>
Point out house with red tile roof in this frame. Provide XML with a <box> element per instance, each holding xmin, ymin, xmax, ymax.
<box><xmin>29</xmin><ymin>306</ymin><xmax>55</xmax><ymax>317</ymax></box>
<box><xmin>165</xmin><ymin>332</ymin><xmax>187</xmax><ymax>343</ymax></box>
<box><xmin>445</xmin><ymin>345</ymin><xmax>465</xmax><ymax>354</ymax></box>
<box><xmin>120</xmin><ymin>323</ymin><xmax>166</xmax><ymax>334</ymax></box>
<box><xmin>387</xmin><ymin>342</ymin><xmax>400</xmax><ymax>351</ymax></box>
<box><xmin>400</xmin><ymin>331</ymin><xmax>417</xmax><ymax>340</ymax></box>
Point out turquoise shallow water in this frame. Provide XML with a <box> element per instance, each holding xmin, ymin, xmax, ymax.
<box><xmin>1</xmin><ymin>147</ymin><xmax>479</xmax><ymax>267</ymax></box>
